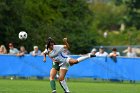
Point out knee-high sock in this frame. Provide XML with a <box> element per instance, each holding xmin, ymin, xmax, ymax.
<box><xmin>50</xmin><ymin>80</ymin><xmax>56</xmax><ymax>91</ymax></box>
<box><xmin>59</xmin><ymin>79</ymin><xmax>70</xmax><ymax>92</ymax></box>
<box><xmin>77</xmin><ymin>54</ymin><xmax>90</xmax><ymax>62</ymax></box>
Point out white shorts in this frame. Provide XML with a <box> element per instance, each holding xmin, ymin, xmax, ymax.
<box><xmin>60</xmin><ymin>58</ymin><xmax>70</xmax><ymax>70</ymax></box>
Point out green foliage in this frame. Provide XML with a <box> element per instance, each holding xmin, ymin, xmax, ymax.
<box><xmin>1</xmin><ymin>0</ymin><xmax>140</xmax><ymax>54</ymax></box>
<box><xmin>88</xmin><ymin>1</ymin><xmax>140</xmax><ymax>47</ymax></box>
<box><xmin>99</xmin><ymin>28</ymin><xmax>140</xmax><ymax>46</ymax></box>
<box><xmin>116</xmin><ymin>0</ymin><xmax>140</xmax><ymax>29</ymax></box>
<box><xmin>0</xmin><ymin>0</ymin><xmax>95</xmax><ymax>54</ymax></box>
<box><xmin>89</xmin><ymin>1</ymin><xmax>127</xmax><ymax>31</ymax></box>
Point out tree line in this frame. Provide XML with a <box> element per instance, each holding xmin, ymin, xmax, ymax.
<box><xmin>0</xmin><ymin>0</ymin><xmax>140</xmax><ymax>54</ymax></box>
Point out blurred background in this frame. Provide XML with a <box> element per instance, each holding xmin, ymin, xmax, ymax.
<box><xmin>1</xmin><ymin>0</ymin><xmax>140</xmax><ymax>54</ymax></box>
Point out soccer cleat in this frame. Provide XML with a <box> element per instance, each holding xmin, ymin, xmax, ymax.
<box><xmin>64</xmin><ymin>90</ymin><xmax>70</xmax><ymax>93</ymax></box>
<box><xmin>52</xmin><ymin>90</ymin><xmax>56</xmax><ymax>93</ymax></box>
<box><xmin>90</xmin><ymin>54</ymin><xmax>96</xmax><ymax>57</ymax></box>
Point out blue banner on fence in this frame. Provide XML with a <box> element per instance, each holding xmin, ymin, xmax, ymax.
<box><xmin>0</xmin><ymin>55</ymin><xmax>140</xmax><ymax>80</ymax></box>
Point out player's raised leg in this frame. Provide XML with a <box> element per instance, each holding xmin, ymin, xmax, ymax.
<box><xmin>68</xmin><ymin>53</ymin><xmax>96</xmax><ymax>65</ymax></box>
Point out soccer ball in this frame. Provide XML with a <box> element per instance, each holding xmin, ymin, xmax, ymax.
<box><xmin>18</xmin><ymin>31</ymin><xmax>27</xmax><ymax>40</ymax></box>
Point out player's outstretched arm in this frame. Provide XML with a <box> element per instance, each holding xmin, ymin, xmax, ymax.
<box><xmin>43</xmin><ymin>53</ymin><xmax>47</xmax><ymax>62</ymax></box>
<box><xmin>63</xmin><ymin>38</ymin><xmax>70</xmax><ymax>49</ymax></box>
<box><xmin>43</xmin><ymin>49</ymin><xmax>48</xmax><ymax>62</ymax></box>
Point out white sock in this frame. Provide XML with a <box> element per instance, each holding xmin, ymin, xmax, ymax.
<box><xmin>52</xmin><ymin>90</ymin><xmax>56</xmax><ymax>92</ymax></box>
<box><xmin>77</xmin><ymin>54</ymin><xmax>90</xmax><ymax>62</ymax></box>
<box><xmin>60</xmin><ymin>79</ymin><xmax>70</xmax><ymax>92</ymax></box>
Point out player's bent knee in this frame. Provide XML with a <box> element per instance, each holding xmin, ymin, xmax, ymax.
<box><xmin>69</xmin><ymin>59</ymin><xmax>78</xmax><ymax>64</ymax></box>
<box><xmin>59</xmin><ymin>77</ymin><xmax>64</xmax><ymax>81</ymax></box>
<box><xmin>72</xmin><ymin>60</ymin><xmax>78</xmax><ymax>64</ymax></box>
<box><xmin>50</xmin><ymin>77</ymin><xmax>55</xmax><ymax>80</ymax></box>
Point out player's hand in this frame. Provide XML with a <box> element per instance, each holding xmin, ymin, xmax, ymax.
<box><xmin>43</xmin><ymin>58</ymin><xmax>46</xmax><ymax>63</ymax></box>
<box><xmin>63</xmin><ymin>38</ymin><xmax>67</xmax><ymax>42</ymax></box>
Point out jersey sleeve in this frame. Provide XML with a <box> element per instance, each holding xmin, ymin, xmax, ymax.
<box><xmin>43</xmin><ymin>49</ymin><xmax>48</xmax><ymax>54</ymax></box>
<box><xmin>54</xmin><ymin>45</ymin><xmax>64</xmax><ymax>52</ymax></box>
<box><xmin>49</xmin><ymin>45</ymin><xmax>64</xmax><ymax>58</ymax></box>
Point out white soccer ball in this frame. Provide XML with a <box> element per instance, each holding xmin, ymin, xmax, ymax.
<box><xmin>18</xmin><ymin>31</ymin><xmax>27</xmax><ymax>40</ymax></box>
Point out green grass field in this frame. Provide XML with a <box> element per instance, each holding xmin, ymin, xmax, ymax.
<box><xmin>0</xmin><ymin>79</ymin><xmax>140</xmax><ymax>93</ymax></box>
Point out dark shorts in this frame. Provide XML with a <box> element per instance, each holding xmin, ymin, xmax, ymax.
<box><xmin>52</xmin><ymin>62</ymin><xmax>60</xmax><ymax>71</ymax></box>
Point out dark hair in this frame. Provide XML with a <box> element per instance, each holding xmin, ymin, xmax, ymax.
<box><xmin>46</xmin><ymin>37</ymin><xmax>55</xmax><ymax>49</ymax></box>
<box><xmin>112</xmin><ymin>48</ymin><xmax>117</xmax><ymax>51</ymax></box>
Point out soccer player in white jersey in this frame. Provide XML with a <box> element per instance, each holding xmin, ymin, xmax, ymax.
<box><xmin>43</xmin><ymin>38</ymin><xmax>69</xmax><ymax>93</ymax></box>
<box><xmin>43</xmin><ymin>37</ymin><xmax>96</xmax><ymax>93</ymax></box>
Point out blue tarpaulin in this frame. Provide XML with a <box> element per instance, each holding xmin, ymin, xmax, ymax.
<box><xmin>0</xmin><ymin>55</ymin><xmax>140</xmax><ymax>80</ymax></box>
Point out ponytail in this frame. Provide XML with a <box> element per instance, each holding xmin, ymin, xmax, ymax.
<box><xmin>46</xmin><ymin>37</ymin><xmax>55</xmax><ymax>49</ymax></box>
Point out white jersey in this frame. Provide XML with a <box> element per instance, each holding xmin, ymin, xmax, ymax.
<box><xmin>95</xmin><ymin>52</ymin><xmax>108</xmax><ymax>56</ymax></box>
<box><xmin>45</xmin><ymin>45</ymin><xmax>69</xmax><ymax>64</ymax></box>
<box><xmin>127</xmin><ymin>52</ymin><xmax>137</xmax><ymax>58</ymax></box>
<box><xmin>109</xmin><ymin>52</ymin><xmax>120</xmax><ymax>56</ymax></box>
